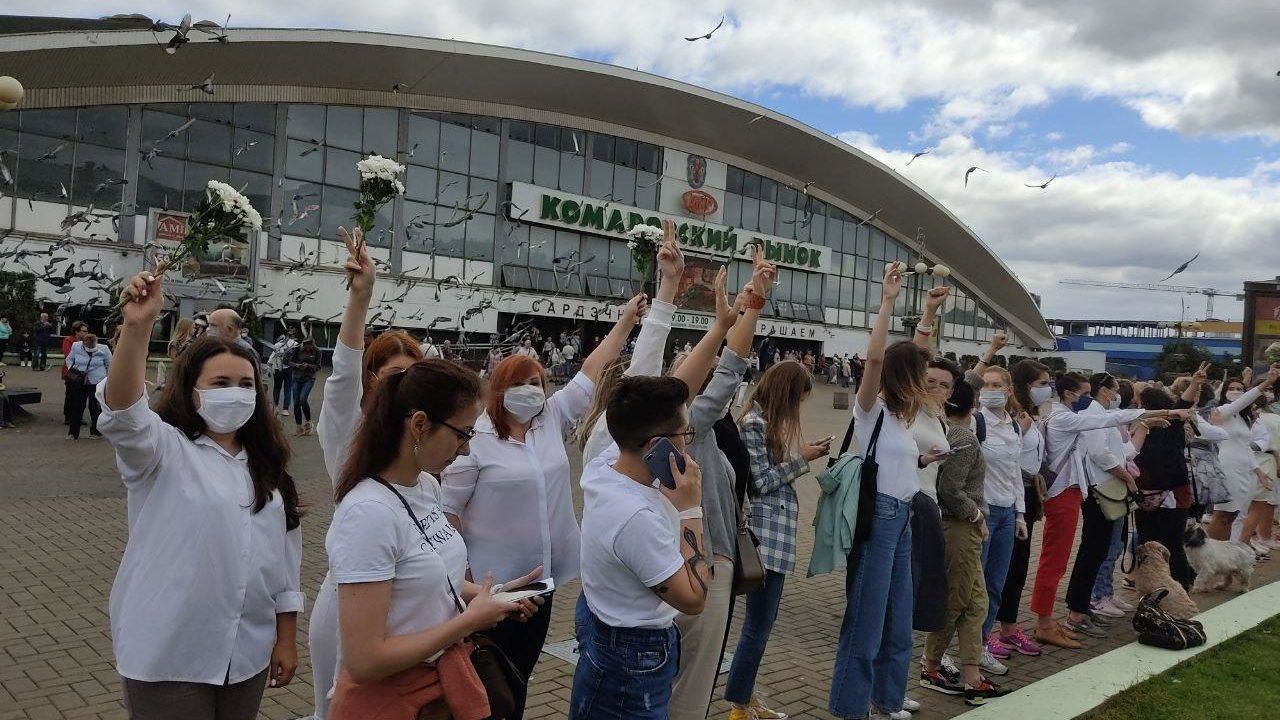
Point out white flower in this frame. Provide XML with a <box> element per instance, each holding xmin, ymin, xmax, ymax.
<box><xmin>626</xmin><ymin>239</ymin><xmax>637</xmax><ymax>250</ymax></box>
<box><xmin>357</xmin><ymin>154</ymin><xmax>406</xmax><ymax>184</ymax></box>
<box><xmin>627</xmin><ymin>224</ymin><xmax>663</xmax><ymax>243</ymax></box>
<box><xmin>393</xmin><ymin>179</ymin><xmax>406</xmax><ymax>195</ymax></box>
<box><xmin>205</xmin><ymin>179</ymin><xmax>262</xmax><ymax>230</ymax></box>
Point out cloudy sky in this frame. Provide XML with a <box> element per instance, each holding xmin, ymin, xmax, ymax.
<box><xmin>22</xmin><ymin>1</ymin><xmax>1280</xmax><ymax>321</ymax></box>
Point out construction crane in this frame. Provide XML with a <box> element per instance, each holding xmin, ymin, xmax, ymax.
<box><xmin>1058</xmin><ymin>279</ymin><xmax>1243</xmax><ymax>317</ymax></box>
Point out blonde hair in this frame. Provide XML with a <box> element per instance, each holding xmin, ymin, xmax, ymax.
<box><xmin>579</xmin><ymin>355</ymin><xmax>630</xmax><ymax>451</ymax></box>
<box><xmin>883</xmin><ymin>341</ymin><xmax>935</xmax><ymax>423</ymax></box>
<box><xmin>981</xmin><ymin>366</ymin><xmax>1022</xmax><ymax>414</ymax></box>
<box><xmin>740</xmin><ymin>361</ymin><xmax>811</xmax><ymax>463</ymax></box>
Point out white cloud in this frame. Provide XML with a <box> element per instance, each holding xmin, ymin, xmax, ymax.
<box><xmin>1045</xmin><ymin>132</ymin><xmax>1065</xmax><ymax>142</ymax></box>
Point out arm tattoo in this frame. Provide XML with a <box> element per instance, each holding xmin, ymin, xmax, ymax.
<box><xmin>652</xmin><ymin>583</ymin><xmax>669</xmax><ymax>596</ymax></box>
<box><xmin>682</xmin><ymin>527</ymin><xmax>710</xmax><ymax>598</ymax></box>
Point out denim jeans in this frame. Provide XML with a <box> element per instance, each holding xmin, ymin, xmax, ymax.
<box><xmin>1092</xmin><ymin>513</ymin><xmax>1126</xmax><ymax>601</ymax></box>
<box><xmin>980</xmin><ymin>503</ymin><xmax>1017</xmax><ymax>637</ymax></box>
<box><xmin>830</xmin><ymin>493</ymin><xmax>914</xmax><ymax>718</ymax></box>
<box><xmin>570</xmin><ymin>601</ymin><xmax>680</xmax><ymax>720</ymax></box>
<box><xmin>272</xmin><ymin>367</ymin><xmax>293</xmax><ymax>410</ymax></box>
<box><xmin>723</xmin><ymin>570</ymin><xmax>787</xmax><ymax>704</ymax></box>
<box><xmin>292</xmin><ymin>378</ymin><xmax>315</xmax><ymax>425</ymax></box>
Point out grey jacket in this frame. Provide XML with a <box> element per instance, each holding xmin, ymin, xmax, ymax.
<box><xmin>686</xmin><ymin>349</ymin><xmax>749</xmax><ymax>559</ymax></box>
<box><xmin>936</xmin><ymin>422</ymin><xmax>988</xmax><ymax>522</ymax></box>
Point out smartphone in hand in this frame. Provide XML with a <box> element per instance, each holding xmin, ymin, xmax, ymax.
<box><xmin>644</xmin><ymin>437</ymin><xmax>686</xmax><ymax>490</ymax></box>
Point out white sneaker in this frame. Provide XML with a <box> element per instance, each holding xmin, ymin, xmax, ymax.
<box><xmin>870</xmin><ymin>711</ymin><xmax>911</xmax><ymax>720</ymax></box>
<box><xmin>901</xmin><ymin>697</ymin><xmax>921</xmax><ymax>712</ymax></box>
<box><xmin>1109</xmin><ymin>596</ymin><xmax>1136</xmax><ymax>613</ymax></box>
<box><xmin>940</xmin><ymin>653</ymin><xmax>960</xmax><ymax>676</ymax></box>
<box><xmin>1250</xmin><ymin>539</ymin><xmax>1272</xmax><ymax>556</ymax></box>
<box><xmin>1261</xmin><ymin>538</ymin><xmax>1280</xmax><ymax>550</ymax></box>
<box><xmin>980</xmin><ymin>649</ymin><xmax>1009</xmax><ymax>676</ymax></box>
<box><xmin>1091</xmin><ymin>598</ymin><xmax>1125</xmax><ymax>618</ymax></box>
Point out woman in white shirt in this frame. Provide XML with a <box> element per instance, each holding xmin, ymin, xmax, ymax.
<box><xmin>309</xmin><ymin>227</ymin><xmax>426</xmax><ymax>720</ymax></box>
<box><xmin>831</xmin><ymin>262</ymin><xmax>948</xmax><ymax>720</ymax></box>
<box><xmin>441</xmin><ymin>293</ymin><xmax>647</xmax><ymax>718</ymax></box>
<box><xmin>1207</xmin><ymin>369</ymin><xmax>1280</xmax><ymax>541</ymax></box>
<box><xmin>327</xmin><ymin>359</ymin><xmax>541</xmax><ymax>720</ymax></box>
<box><xmin>65</xmin><ymin>333</ymin><xmax>112</xmax><ymax>439</ymax></box>
<box><xmin>1248</xmin><ymin>394</ymin><xmax>1280</xmax><ymax>551</ymax></box>
<box><xmin>102</xmin><ymin>271</ymin><xmax>303</xmax><ymax>720</ymax></box>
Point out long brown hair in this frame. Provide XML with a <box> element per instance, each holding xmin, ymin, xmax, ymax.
<box><xmin>361</xmin><ymin>330</ymin><xmax>423</xmax><ymax>399</ymax></box>
<box><xmin>579</xmin><ymin>354</ymin><xmax>630</xmax><ymax>451</ymax></box>
<box><xmin>155</xmin><ymin>336</ymin><xmax>302</xmax><ymax>530</ymax></box>
<box><xmin>336</xmin><ymin>359</ymin><xmax>483</xmax><ymax>502</ymax></box>
<box><xmin>1012</xmin><ymin>358</ymin><xmax>1050</xmax><ymax>418</ymax></box>
<box><xmin>486</xmin><ymin>354</ymin><xmax>547</xmax><ymax>440</ymax></box>
<box><xmin>741</xmin><ymin>360</ymin><xmax>811</xmax><ymax>464</ymax></box>
<box><xmin>883</xmin><ymin>341</ymin><xmax>933</xmax><ymax>422</ymax></box>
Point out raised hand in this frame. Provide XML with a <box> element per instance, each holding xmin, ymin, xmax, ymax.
<box><xmin>712</xmin><ymin>268</ymin><xmax>737</xmax><ymax>329</ymax></box>
<box><xmin>990</xmin><ymin>330</ymin><xmax>1008</xmax><ymax>353</ymax></box>
<box><xmin>339</xmin><ymin>226</ymin><xmax>375</xmax><ymax>296</ymax></box>
<box><xmin>657</xmin><ymin>227</ymin><xmax>685</xmax><ymax>283</ymax></box>
<box><xmin>1192</xmin><ymin>361</ymin><xmax>1210</xmax><ymax>385</ymax></box>
<box><xmin>618</xmin><ymin>293</ymin><xmax>649</xmax><ymax>327</ymax></box>
<box><xmin>882</xmin><ymin>261</ymin><xmax>904</xmax><ymax>303</ymax></box>
<box><xmin>924</xmin><ymin>286</ymin><xmax>949</xmax><ymax>313</ymax></box>
<box><xmin>750</xmin><ymin>244</ymin><xmax>778</xmax><ymax>298</ymax></box>
<box><xmin>119</xmin><ymin>270</ymin><xmax>164</xmax><ymax>326</ymax></box>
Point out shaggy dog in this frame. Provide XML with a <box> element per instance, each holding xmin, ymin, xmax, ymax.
<box><xmin>1184</xmin><ymin>525</ymin><xmax>1256</xmax><ymax>593</ymax></box>
<box><xmin>1132</xmin><ymin>542</ymin><xmax>1198</xmax><ymax>619</ymax></box>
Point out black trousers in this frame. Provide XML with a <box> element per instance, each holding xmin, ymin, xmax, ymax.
<box><xmin>995</xmin><ymin>485</ymin><xmax>1040</xmax><ymax>625</ymax></box>
<box><xmin>67</xmin><ymin>382</ymin><xmax>101</xmax><ymax>439</ymax></box>
<box><xmin>1136</xmin><ymin>507</ymin><xmax>1193</xmax><ymax>589</ymax></box>
<box><xmin>1065</xmin><ymin>493</ymin><xmax>1115</xmax><ymax>615</ymax></box>
<box><xmin>479</xmin><ymin>590</ymin><xmax>555</xmax><ymax>720</ymax></box>
<box><xmin>911</xmin><ymin>493</ymin><xmax>948</xmax><ymax>632</ymax></box>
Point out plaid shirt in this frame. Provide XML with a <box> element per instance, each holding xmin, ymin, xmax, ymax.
<box><xmin>740</xmin><ymin>407</ymin><xmax>812</xmax><ymax>574</ymax></box>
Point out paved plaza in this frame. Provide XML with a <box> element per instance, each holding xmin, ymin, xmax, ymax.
<box><xmin>2</xmin><ymin>363</ymin><xmax>1277</xmax><ymax>720</ymax></box>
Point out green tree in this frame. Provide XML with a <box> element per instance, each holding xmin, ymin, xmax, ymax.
<box><xmin>0</xmin><ymin>270</ymin><xmax>37</xmax><ymax>338</ymax></box>
<box><xmin>1154</xmin><ymin>338</ymin><xmax>1215</xmax><ymax>377</ymax></box>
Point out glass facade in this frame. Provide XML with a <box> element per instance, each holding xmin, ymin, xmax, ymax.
<box><xmin>0</xmin><ymin>102</ymin><xmax>1000</xmax><ymax>342</ymax></box>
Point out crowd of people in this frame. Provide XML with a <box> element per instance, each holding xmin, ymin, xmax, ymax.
<box><xmin>81</xmin><ymin>219</ymin><xmax>1280</xmax><ymax>720</ymax></box>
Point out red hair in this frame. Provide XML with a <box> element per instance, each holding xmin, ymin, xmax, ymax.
<box><xmin>487</xmin><ymin>354</ymin><xmax>547</xmax><ymax>439</ymax></box>
<box><xmin>361</xmin><ymin>330</ymin><xmax>424</xmax><ymax>397</ymax></box>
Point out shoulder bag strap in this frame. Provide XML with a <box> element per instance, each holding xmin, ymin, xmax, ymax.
<box><xmin>832</xmin><ymin>410</ymin><xmax>858</xmax><ymax>467</ymax></box>
<box><xmin>372</xmin><ymin>476</ymin><xmax>468</xmax><ymax>615</ymax></box>
<box><xmin>866</xmin><ymin>409</ymin><xmax>886</xmax><ymax>461</ymax></box>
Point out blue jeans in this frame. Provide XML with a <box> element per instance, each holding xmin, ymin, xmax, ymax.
<box><xmin>272</xmin><ymin>367</ymin><xmax>293</xmax><ymax>410</ymax></box>
<box><xmin>980</xmin><ymin>504</ymin><xmax>1017</xmax><ymax>637</ymax></box>
<box><xmin>1092</xmin><ymin>515</ymin><xmax>1126</xmax><ymax>601</ymax></box>
<box><xmin>724</xmin><ymin>570</ymin><xmax>787</xmax><ymax>704</ymax></box>
<box><xmin>830</xmin><ymin>493</ymin><xmax>914</xmax><ymax>718</ymax></box>
<box><xmin>292</xmin><ymin>377</ymin><xmax>315</xmax><ymax>425</ymax></box>
<box><xmin>570</xmin><ymin>601</ymin><xmax>680</xmax><ymax>720</ymax></box>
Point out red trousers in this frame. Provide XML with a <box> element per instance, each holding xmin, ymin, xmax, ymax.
<box><xmin>1031</xmin><ymin>486</ymin><xmax>1082</xmax><ymax>617</ymax></box>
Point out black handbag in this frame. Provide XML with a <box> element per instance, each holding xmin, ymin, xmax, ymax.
<box><xmin>828</xmin><ymin>407</ymin><xmax>885</xmax><ymax>544</ymax></box>
<box><xmin>65</xmin><ymin>355</ymin><xmax>89</xmax><ymax>386</ymax></box>
<box><xmin>374</xmin><ymin>477</ymin><xmax>520</xmax><ymax>720</ymax></box>
<box><xmin>1133</xmin><ymin>589</ymin><xmax>1206</xmax><ymax>650</ymax></box>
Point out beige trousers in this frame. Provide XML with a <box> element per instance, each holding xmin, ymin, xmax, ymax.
<box><xmin>669</xmin><ymin>558</ymin><xmax>735</xmax><ymax>720</ymax></box>
<box><xmin>924</xmin><ymin>518</ymin><xmax>987</xmax><ymax>668</ymax></box>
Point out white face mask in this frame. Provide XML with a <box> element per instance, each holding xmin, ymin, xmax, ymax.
<box><xmin>195</xmin><ymin>387</ymin><xmax>257</xmax><ymax>434</ymax></box>
<box><xmin>1106</xmin><ymin>396</ymin><xmax>1122</xmax><ymax>410</ymax></box>
<box><xmin>1029</xmin><ymin>385</ymin><xmax>1054</xmax><ymax>407</ymax></box>
<box><xmin>503</xmin><ymin>384</ymin><xmax>546</xmax><ymax>423</ymax></box>
<box><xmin>1226</xmin><ymin>390</ymin><xmax>1244</xmax><ymax>402</ymax></box>
<box><xmin>979</xmin><ymin>390</ymin><xmax>1007</xmax><ymax>409</ymax></box>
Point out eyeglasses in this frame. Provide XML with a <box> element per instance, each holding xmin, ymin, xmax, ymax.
<box><xmin>433</xmin><ymin>417</ymin><xmax>476</xmax><ymax>443</ymax></box>
<box><xmin>650</xmin><ymin>429</ymin><xmax>696</xmax><ymax>444</ymax></box>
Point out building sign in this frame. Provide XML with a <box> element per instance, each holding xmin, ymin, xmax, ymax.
<box><xmin>686</xmin><ymin>154</ymin><xmax>707</xmax><ymax>189</ymax></box>
<box><xmin>509</xmin><ymin>182</ymin><xmax>830</xmax><ymax>273</ymax></box>
<box><xmin>507</xmin><ymin>293</ymin><xmax>823</xmax><ymax>339</ymax></box>
<box><xmin>681</xmin><ymin>189</ymin><xmax>718</xmax><ymax>217</ymax></box>
<box><xmin>146</xmin><ymin>208</ymin><xmax>253</xmax><ymax>291</ymax></box>
<box><xmin>1243</xmin><ymin>279</ymin><xmax>1280</xmax><ymax>372</ymax></box>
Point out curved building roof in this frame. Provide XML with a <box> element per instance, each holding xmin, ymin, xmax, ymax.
<box><xmin>0</xmin><ymin>18</ymin><xmax>1054</xmax><ymax>348</ymax></box>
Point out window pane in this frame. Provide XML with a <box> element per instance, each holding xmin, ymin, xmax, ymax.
<box><xmin>324</xmin><ymin>146</ymin><xmax>361</xmax><ymax>189</ymax></box>
<box><xmin>363</xmin><ymin>108</ymin><xmax>398</xmax><ymax>156</ymax></box>
<box><xmin>592</xmin><ymin>134</ymin><xmax>613</xmax><ymax>163</ymax></box>
<box><xmin>232</xmin><ymin>127</ymin><xmax>274</xmax><ymax>174</ymax></box>
<box><xmin>723</xmin><ymin>193</ymin><xmax>741</xmax><ymax>227</ymax></box>
<box><xmin>433</xmin><ymin>208</ymin><xmax>465</xmax><ymax>257</ymax></box>
<box><xmin>406</xmin><ymin>164</ymin><xmax>437</xmax><ymax>202</ymax></box>
<box><xmin>583</xmin><ymin>237</ymin><xmax>609</xmax><ymax>276</ymax></box>
<box><xmin>186</xmin><ymin>119</ymin><xmax>232</xmax><ymax>166</ymax></box>
<box><xmin>72</xmin><ymin>142</ymin><xmax>126</xmax><ymax>207</ymax></box>
<box><xmin>824</xmin><ymin>272</ymin><xmax>840</xmax><ymax>309</ymax></box>
<box><xmin>741</xmin><ymin>197</ymin><xmax>759</xmax><ymax>232</ymax></box>
<box><xmin>16</xmin><ymin>133</ymin><xmax>71</xmax><ymax>199</ymax></box>
<box><xmin>325</xmin><ymin>106</ymin><xmax>362</xmax><ymax>150</ymax></box>
<box><xmin>612</xmin><ymin>165</ymin><xmax>637</xmax><ymax>205</ymax></box>
<box><xmin>77</xmin><ymin>106</ymin><xmax>128</xmax><ymax>148</ymax></box>
<box><xmin>760</xmin><ymin>178</ymin><xmax>778</xmax><ymax>203</ymax></box>
<box><xmin>497</xmin><ymin>222</ymin><xmax>527</xmax><ymax>266</ymax></box>
<box><xmin>437</xmin><ymin>171</ymin><xmax>466</xmax><ymax>208</ymax></box>
<box><xmin>285</xmin><ymin>139</ymin><xmax>324</xmax><ymax>182</ymax></box>
<box><xmin>588</xmin><ymin>159</ymin><xmax>612</xmax><ymax>198</ymax></box>
<box><xmin>470</xmin><ymin>127</ymin><xmax>499</xmax><ymax>180</ymax></box>
<box><xmin>465</xmin><ymin>213</ymin><xmax>494</xmax><ymax>261</ymax></box>
<box><xmin>230</xmin><ymin>169</ymin><xmax>272</xmax><ymax>227</ymax></box>
<box><xmin>408</xmin><ymin>113</ymin><xmax>440</xmax><ymax>167</ymax></box>
<box><xmin>23</xmin><ymin>108</ymin><xmax>77</xmax><ymax>139</ymax></box>
<box><xmin>808</xmin><ymin>273</ymin><xmax>823</xmax><ymax>304</ymax></box>
<box><xmin>183</xmin><ymin>162</ymin><xmax>230</xmax><ymax>212</ymax></box>
<box><xmin>320</xmin><ymin>186</ymin><xmax>358</xmax><ymax>241</ymax></box>
<box><xmin>534</xmin><ymin>124</ymin><xmax>558</xmax><ymax>149</ymax></box>
<box><xmin>287</xmin><ymin>104</ymin><xmax>325</xmax><ymax>141</ymax></box>
<box><xmin>404</xmin><ymin>201</ymin><xmax>434</xmax><ymax>252</ymax></box>
<box><xmin>279</xmin><ymin>179</ymin><xmax>321</xmax><ymax>236</ymax></box>
<box><xmin>507</xmin><ymin>139</ymin><xmax>534</xmax><ymax>184</ymax></box>
<box><xmin>468</xmin><ymin>178</ymin><xmax>497</xmax><ymax>214</ymax></box>
<box><xmin>439</xmin><ymin>119</ymin><xmax>470</xmax><ymax>174</ymax></box>
<box><xmin>234</xmin><ymin>103</ymin><xmax>275</xmax><ymax>132</ymax></box>
<box><xmin>136</xmin><ymin>154</ymin><xmax>184</xmax><ymax>211</ymax></box>
<box><xmin>742</xmin><ymin>172</ymin><xmax>760</xmax><ymax>199</ymax></box>
<box><xmin>141</xmin><ymin>109</ymin><xmax>188</xmax><ymax>154</ymax></box>
<box><xmin>189</xmin><ymin>102</ymin><xmax>232</xmax><ymax>124</ymax></box>
<box><xmin>637</xmin><ymin>143</ymin><xmax>661</xmax><ymax>173</ymax></box>
<box><xmin>726</xmin><ymin>166</ymin><xmax>743</xmax><ymax>194</ymax></box>
<box><xmin>758</xmin><ymin>201</ymin><xmax>776</xmax><ymax>235</ymax></box>
<box><xmin>559</xmin><ymin>151</ymin><xmax>585</xmax><ymax>193</ymax></box>
<box><xmin>508</xmin><ymin>120</ymin><xmax>534</xmax><ymax>143</ymax></box>
<box><xmin>613</xmin><ymin>138</ymin><xmax>637</xmax><ymax>168</ymax></box>
<box><xmin>528</xmin><ymin>226</ymin><xmax>555</xmax><ymax>269</ymax></box>
<box><xmin>635</xmin><ymin>171</ymin><xmax>658</xmax><ymax>209</ymax></box>
<box><xmin>533</xmin><ymin>145</ymin><xmax>559</xmax><ymax>188</ymax></box>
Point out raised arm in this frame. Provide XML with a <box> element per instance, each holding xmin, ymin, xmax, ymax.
<box><xmin>1182</xmin><ymin>362</ymin><xmax>1210</xmax><ymax>405</ymax></box>
<box><xmin>578</xmin><ymin>293</ymin><xmax>646</xmax><ymax>382</ymax></box>
<box><xmin>672</xmin><ymin>269</ymin><xmax>742</xmax><ymax>399</ymax></box>
<box><xmin>974</xmin><ymin>330</ymin><xmax>1008</xmax><ymax>375</ymax></box>
<box><xmin>106</xmin><ymin>271</ymin><xmax>164</xmax><ymax>410</ymax></box>
<box><xmin>337</xmin><ymin>226</ymin><xmax>376</xmax><ymax>352</ymax></box>
<box><xmin>726</xmin><ymin>247</ymin><xmax>776</xmax><ymax>359</ymax></box>
<box><xmin>858</xmin><ymin>262</ymin><xmax>903</xmax><ymax>413</ymax></box>
<box><xmin>914</xmin><ymin>286</ymin><xmax>949</xmax><ymax>351</ymax></box>
<box><xmin>1218</xmin><ymin>367</ymin><xmax>1280</xmax><ymax>419</ymax></box>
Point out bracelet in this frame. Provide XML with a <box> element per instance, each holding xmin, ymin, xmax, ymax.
<box><xmin>743</xmin><ymin>293</ymin><xmax>765</xmax><ymax>310</ymax></box>
<box><xmin>678</xmin><ymin>507</ymin><xmax>704</xmax><ymax>520</ymax></box>
<box><xmin>915</xmin><ymin>326</ymin><xmax>932</xmax><ymax>336</ymax></box>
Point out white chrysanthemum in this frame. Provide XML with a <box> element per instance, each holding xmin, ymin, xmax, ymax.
<box><xmin>357</xmin><ymin>154</ymin><xmax>406</xmax><ymax>182</ymax></box>
<box><xmin>626</xmin><ymin>239</ymin><xmax>637</xmax><ymax>250</ymax></box>
<box><xmin>627</xmin><ymin>224</ymin><xmax>663</xmax><ymax>242</ymax></box>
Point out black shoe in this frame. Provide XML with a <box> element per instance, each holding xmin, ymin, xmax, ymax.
<box><xmin>921</xmin><ymin>666</ymin><xmax>964</xmax><ymax>695</ymax></box>
<box><xmin>1087</xmin><ymin>611</ymin><xmax>1114</xmax><ymax>628</ymax></box>
<box><xmin>964</xmin><ymin>680</ymin><xmax>1009</xmax><ymax>706</ymax></box>
<box><xmin>1065</xmin><ymin>618</ymin><xmax>1108</xmax><ymax>639</ymax></box>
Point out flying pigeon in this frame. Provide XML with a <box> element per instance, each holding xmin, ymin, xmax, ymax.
<box><xmin>964</xmin><ymin>166</ymin><xmax>987</xmax><ymax>187</ymax></box>
<box><xmin>1159</xmin><ymin>252</ymin><xmax>1200</xmax><ymax>282</ymax></box>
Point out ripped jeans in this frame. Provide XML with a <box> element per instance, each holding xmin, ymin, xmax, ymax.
<box><xmin>570</xmin><ymin>597</ymin><xmax>681</xmax><ymax>720</ymax></box>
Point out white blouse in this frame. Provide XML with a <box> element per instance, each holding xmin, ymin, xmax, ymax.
<box><xmin>96</xmin><ymin>382</ymin><xmax>304</xmax><ymax>684</ymax></box>
<box><xmin>856</xmin><ymin>398</ymin><xmax>925</xmax><ymax>502</ymax></box>
<box><xmin>317</xmin><ymin>339</ymin><xmax>364</xmax><ymax>486</ymax></box>
<box><xmin>442</xmin><ymin>372</ymin><xmax>595</xmax><ymax>584</ymax></box>
<box><xmin>911</xmin><ymin>409</ymin><xmax>950</xmax><ymax>501</ymax></box>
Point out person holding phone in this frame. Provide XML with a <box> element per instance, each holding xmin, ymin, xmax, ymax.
<box><xmin>572</xmin><ymin>375</ymin><xmax>711</xmax><ymax>719</ymax></box>
<box><xmin>830</xmin><ymin>262</ymin><xmax>946</xmax><ymax>720</ymax></box>
<box><xmin>442</xmin><ymin>294</ymin><xmax>647</xmax><ymax>719</ymax></box>
<box><xmin>327</xmin><ymin>359</ymin><xmax>542</xmax><ymax>720</ymax></box>
<box><xmin>100</xmin><ymin>271</ymin><xmax>303</xmax><ymax>720</ymax></box>
<box><xmin>724</xmin><ymin>360</ymin><xmax>830</xmax><ymax>719</ymax></box>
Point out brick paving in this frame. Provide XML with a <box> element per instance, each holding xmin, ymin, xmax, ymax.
<box><xmin>2</xmin><ymin>363</ymin><xmax>1277</xmax><ymax>720</ymax></box>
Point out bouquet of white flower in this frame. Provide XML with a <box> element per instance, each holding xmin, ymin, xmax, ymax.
<box><xmin>626</xmin><ymin>224</ymin><xmax>665</xmax><ymax>282</ymax></box>
<box><xmin>1266</xmin><ymin>341</ymin><xmax>1280</xmax><ymax>365</ymax></box>
<box><xmin>353</xmin><ymin>153</ymin><xmax>405</xmax><ymax>233</ymax></box>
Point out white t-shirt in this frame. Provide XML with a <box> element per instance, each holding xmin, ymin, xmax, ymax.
<box><xmin>422</xmin><ymin>343</ymin><xmax>442</xmax><ymax>359</ymax></box>
<box><xmin>326</xmin><ymin>478</ymin><xmax>468</xmax><ymax>652</ymax></box>
<box><xmin>855</xmin><ymin>398</ymin><xmax>923</xmax><ymax>502</ymax></box>
<box><xmin>911</xmin><ymin>411</ymin><xmax>949</xmax><ymax>501</ymax></box>
<box><xmin>579</xmin><ymin>446</ymin><xmax>684</xmax><ymax>629</ymax></box>
<box><xmin>562</xmin><ymin>343</ymin><xmax>576</xmax><ymax>361</ymax></box>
